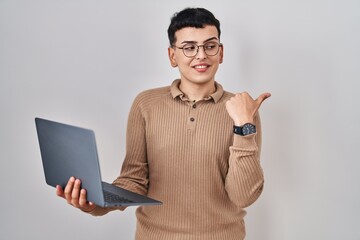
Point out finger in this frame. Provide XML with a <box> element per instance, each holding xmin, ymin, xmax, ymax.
<box><xmin>256</xmin><ymin>92</ymin><xmax>271</xmax><ymax>105</ymax></box>
<box><xmin>237</xmin><ymin>91</ymin><xmax>253</xmax><ymax>100</ymax></box>
<box><xmin>80</xmin><ymin>189</ymin><xmax>96</xmax><ymax>212</ymax></box>
<box><xmin>56</xmin><ymin>185</ymin><xmax>65</xmax><ymax>198</ymax></box>
<box><xmin>64</xmin><ymin>177</ymin><xmax>75</xmax><ymax>203</ymax></box>
<box><xmin>79</xmin><ymin>189</ymin><xmax>88</xmax><ymax>208</ymax></box>
<box><xmin>71</xmin><ymin>179</ymin><xmax>82</xmax><ymax>207</ymax></box>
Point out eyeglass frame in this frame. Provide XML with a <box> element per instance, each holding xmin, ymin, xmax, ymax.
<box><xmin>172</xmin><ymin>42</ymin><xmax>223</xmax><ymax>58</ymax></box>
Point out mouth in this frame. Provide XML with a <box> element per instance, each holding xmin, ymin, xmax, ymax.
<box><xmin>193</xmin><ymin>64</ymin><xmax>210</xmax><ymax>71</ymax></box>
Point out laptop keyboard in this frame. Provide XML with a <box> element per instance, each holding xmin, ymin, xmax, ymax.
<box><xmin>103</xmin><ymin>191</ymin><xmax>134</xmax><ymax>203</ymax></box>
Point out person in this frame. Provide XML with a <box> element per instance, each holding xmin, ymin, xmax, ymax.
<box><xmin>56</xmin><ymin>7</ymin><xmax>271</xmax><ymax>240</ymax></box>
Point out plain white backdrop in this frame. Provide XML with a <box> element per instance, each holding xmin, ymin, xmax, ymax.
<box><xmin>1</xmin><ymin>0</ymin><xmax>359</xmax><ymax>239</ymax></box>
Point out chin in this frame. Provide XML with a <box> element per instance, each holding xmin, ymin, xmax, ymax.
<box><xmin>180</xmin><ymin>70</ymin><xmax>216</xmax><ymax>85</ymax></box>
<box><xmin>191</xmin><ymin>75</ymin><xmax>215</xmax><ymax>84</ymax></box>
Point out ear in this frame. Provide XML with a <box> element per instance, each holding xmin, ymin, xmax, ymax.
<box><xmin>219</xmin><ymin>44</ymin><xmax>224</xmax><ymax>64</ymax></box>
<box><xmin>168</xmin><ymin>47</ymin><xmax>178</xmax><ymax>67</ymax></box>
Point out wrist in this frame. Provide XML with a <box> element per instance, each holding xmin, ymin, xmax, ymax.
<box><xmin>234</xmin><ymin>119</ymin><xmax>254</xmax><ymax>126</ymax></box>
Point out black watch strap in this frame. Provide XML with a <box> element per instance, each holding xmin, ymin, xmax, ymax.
<box><xmin>233</xmin><ymin>125</ymin><xmax>243</xmax><ymax>135</ymax></box>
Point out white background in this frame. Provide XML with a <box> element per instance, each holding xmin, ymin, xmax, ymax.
<box><xmin>1</xmin><ymin>0</ymin><xmax>359</xmax><ymax>239</ymax></box>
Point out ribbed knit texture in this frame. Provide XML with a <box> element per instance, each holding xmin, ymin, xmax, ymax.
<box><xmin>89</xmin><ymin>79</ymin><xmax>264</xmax><ymax>240</ymax></box>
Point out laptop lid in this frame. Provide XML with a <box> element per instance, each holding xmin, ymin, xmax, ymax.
<box><xmin>35</xmin><ymin>117</ymin><xmax>106</xmax><ymax>206</ymax></box>
<box><xmin>35</xmin><ymin>117</ymin><xmax>162</xmax><ymax>207</ymax></box>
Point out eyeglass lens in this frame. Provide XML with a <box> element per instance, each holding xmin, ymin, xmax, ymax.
<box><xmin>182</xmin><ymin>42</ymin><xmax>220</xmax><ymax>57</ymax></box>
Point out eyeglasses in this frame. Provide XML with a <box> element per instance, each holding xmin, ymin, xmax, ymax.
<box><xmin>173</xmin><ymin>42</ymin><xmax>222</xmax><ymax>58</ymax></box>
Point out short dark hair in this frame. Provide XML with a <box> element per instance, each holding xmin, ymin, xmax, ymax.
<box><xmin>167</xmin><ymin>8</ymin><xmax>221</xmax><ymax>46</ymax></box>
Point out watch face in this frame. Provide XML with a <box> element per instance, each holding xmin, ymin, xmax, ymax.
<box><xmin>241</xmin><ymin>123</ymin><xmax>256</xmax><ymax>135</ymax></box>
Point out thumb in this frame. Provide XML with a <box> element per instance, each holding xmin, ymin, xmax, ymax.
<box><xmin>256</xmin><ymin>92</ymin><xmax>271</xmax><ymax>106</ymax></box>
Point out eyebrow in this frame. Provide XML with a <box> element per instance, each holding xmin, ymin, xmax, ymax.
<box><xmin>180</xmin><ymin>37</ymin><xmax>218</xmax><ymax>44</ymax></box>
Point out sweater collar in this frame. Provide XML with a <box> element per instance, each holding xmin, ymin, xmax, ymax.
<box><xmin>170</xmin><ymin>79</ymin><xmax>224</xmax><ymax>103</ymax></box>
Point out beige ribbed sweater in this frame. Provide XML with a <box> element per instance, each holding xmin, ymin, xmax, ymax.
<box><xmin>89</xmin><ymin>79</ymin><xmax>264</xmax><ymax>240</ymax></box>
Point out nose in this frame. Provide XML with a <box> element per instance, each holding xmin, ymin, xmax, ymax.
<box><xmin>196</xmin><ymin>46</ymin><xmax>207</xmax><ymax>59</ymax></box>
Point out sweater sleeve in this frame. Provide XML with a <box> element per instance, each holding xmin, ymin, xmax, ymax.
<box><xmin>88</xmin><ymin>94</ymin><xmax>149</xmax><ymax>217</ymax></box>
<box><xmin>112</xmin><ymin>94</ymin><xmax>149</xmax><ymax>195</ymax></box>
<box><xmin>224</xmin><ymin>113</ymin><xmax>264</xmax><ymax>208</ymax></box>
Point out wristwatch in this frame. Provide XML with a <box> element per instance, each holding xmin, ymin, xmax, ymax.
<box><xmin>233</xmin><ymin>123</ymin><xmax>256</xmax><ymax>136</ymax></box>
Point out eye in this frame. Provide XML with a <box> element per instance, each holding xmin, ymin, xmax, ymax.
<box><xmin>183</xmin><ymin>44</ymin><xmax>196</xmax><ymax>51</ymax></box>
<box><xmin>204</xmin><ymin>43</ymin><xmax>217</xmax><ymax>49</ymax></box>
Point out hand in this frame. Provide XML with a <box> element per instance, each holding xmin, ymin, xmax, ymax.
<box><xmin>56</xmin><ymin>177</ymin><xmax>97</xmax><ymax>212</ymax></box>
<box><xmin>226</xmin><ymin>92</ymin><xmax>271</xmax><ymax>126</ymax></box>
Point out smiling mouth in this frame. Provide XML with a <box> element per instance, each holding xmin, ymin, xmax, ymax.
<box><xmin>193</xmin><ymin>64</ymin><xmax>210</xmax><ymax>69</ymax></box>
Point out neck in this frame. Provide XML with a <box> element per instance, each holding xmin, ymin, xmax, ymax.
<box><xmin>179</xmin><ymin>80</ymin><xmax>216</xmax><ymax>101</ymax></box>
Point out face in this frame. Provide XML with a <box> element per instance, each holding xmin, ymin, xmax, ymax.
<box><xmin>168</xmin><ymin>25</ymin><xmax>223</xmax><ymax>86</ymax></box>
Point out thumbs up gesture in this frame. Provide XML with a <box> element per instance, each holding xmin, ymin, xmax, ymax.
<box><xmin>226</xmin><ymin>92</ymin><xmax>271</xmax><ymax>126</ymax></box>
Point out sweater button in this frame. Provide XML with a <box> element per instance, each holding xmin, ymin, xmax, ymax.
<box><xmin>190</xmin><ymin>117</ymin><xmax>195</xmax><ymax>122</ymax></box>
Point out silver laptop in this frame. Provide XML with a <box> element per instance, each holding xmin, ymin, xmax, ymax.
<box><xmin>35</xmin><ymin>117</ymin><xmax>162</xmax><ymax>207</ymax></box>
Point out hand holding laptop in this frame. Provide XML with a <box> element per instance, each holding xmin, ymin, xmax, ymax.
<box><xmin>56</xmin><ymin>176</ymin><xmax>97</xmax><ymax>212</ymax></box>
